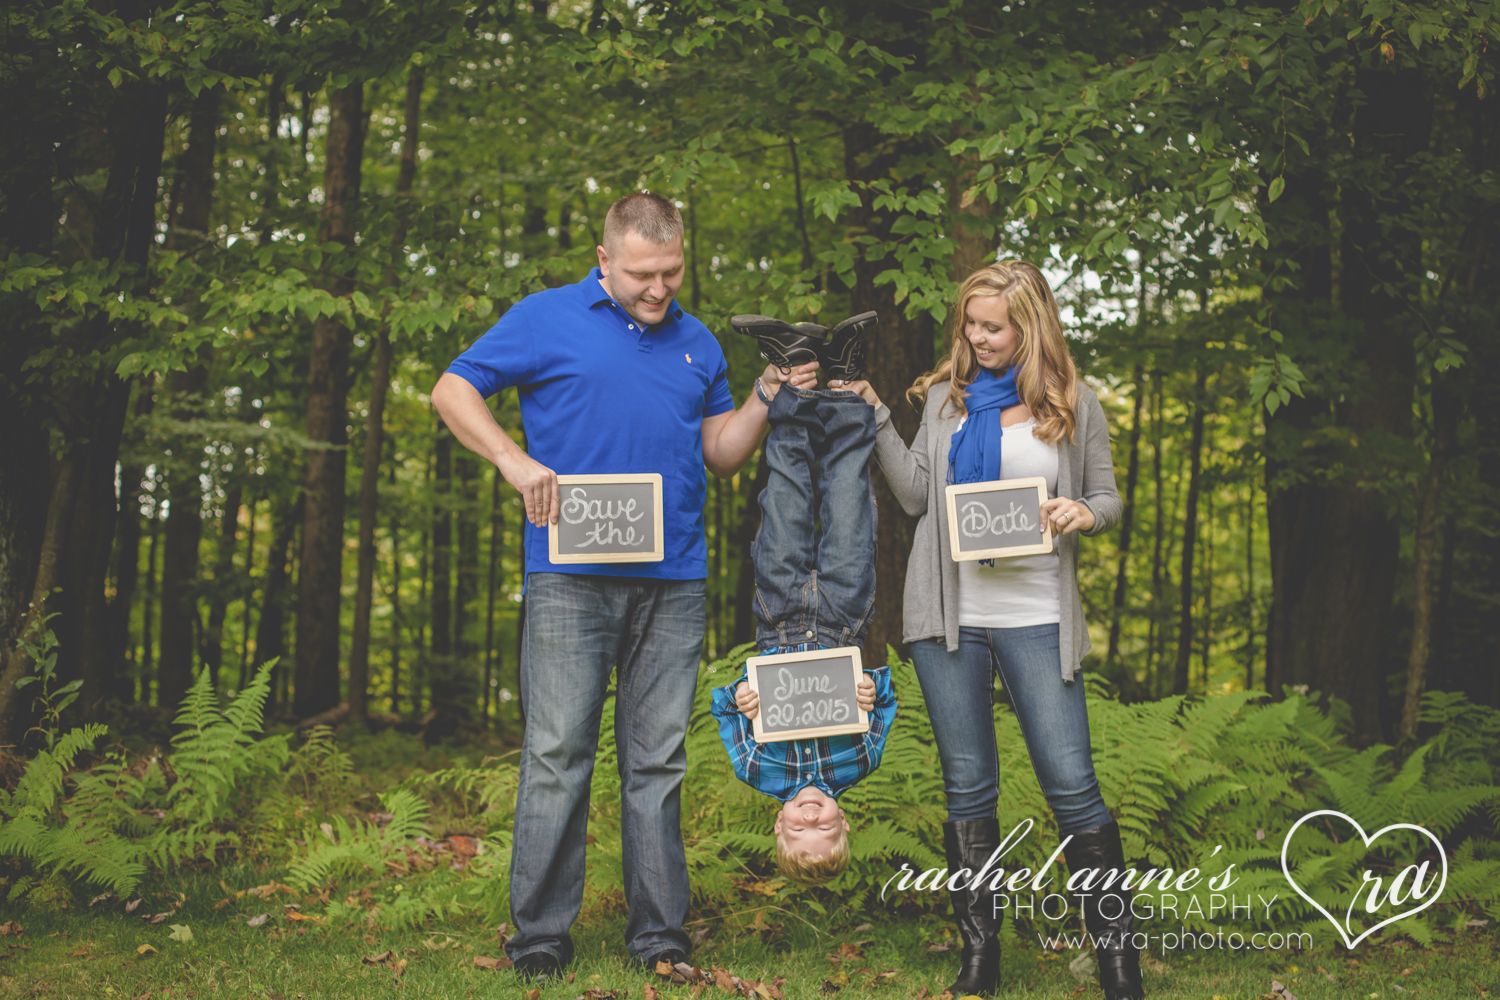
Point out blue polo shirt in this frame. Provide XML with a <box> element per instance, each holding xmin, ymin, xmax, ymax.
<box><xmin>446</xmin><ymin>268</ymin><xmax>735</xmax><ymax>580</ymax></box>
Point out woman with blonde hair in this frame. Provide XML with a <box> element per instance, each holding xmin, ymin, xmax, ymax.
<box><xmin>835</xmin><ymin>261</ymin><xmax>1141</xmax><ymax>999</ymax></box>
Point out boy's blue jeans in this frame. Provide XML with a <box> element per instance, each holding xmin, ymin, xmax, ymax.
<box><xmin>753</xmin><ymin>386</ymin><xmax>878</xmax><ymax>650</ymax></box>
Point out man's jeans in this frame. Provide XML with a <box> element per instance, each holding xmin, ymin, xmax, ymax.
<box><xmin>753</xmin><ymin>386</ymin><xmax>878</xmax><ymax>650</ymax></box>
<box><xmin>909</xmin><ymin>625</ymin><xmax>1113</xmax><ymax>833</ymax></box>
<box><xmin>505</xmin><ymin>573</ymin><xmax>704</xmax><ymax>966</ymax></box>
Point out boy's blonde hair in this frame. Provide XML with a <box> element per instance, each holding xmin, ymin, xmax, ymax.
<box><xmin>775</xmin><ymin>826</ymin><xmax>851</xmax><ymax>887</ymax></box>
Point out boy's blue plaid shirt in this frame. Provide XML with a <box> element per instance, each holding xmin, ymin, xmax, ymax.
<box><xmin>710</xmin><ymin>646</ymin><xmax>897</xmax><ymax>802</ymax></box>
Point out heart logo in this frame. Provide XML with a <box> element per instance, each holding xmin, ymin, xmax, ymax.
<box><xmin>1280</xmin><ymin>809</ymin><xmax>1448</xmax><ymax>950</ymax></box>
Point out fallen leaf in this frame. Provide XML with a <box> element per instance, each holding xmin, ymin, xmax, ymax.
<box><xmin>715</xmin><ymin>967</ymin><xmax>736</xmax><ymax>991</ymax></box>
<box><xmin>136</xmin><ymin>944</ymin><xmax>157</xmax><ymax>956</ymax></box>
<box><xmin>1468</xmin><ymin>919</ymin><xmax>1490</xmax><ymax>929</ymax></box>
<box><xmin>645</xmin><ymin>985</ymin><xmax>659</xmax><ymax>1000</ymax></box>
<box><xmin>167</xmin><ymin>925</ymin><xmax>193</xmax><ymax>943</ymax></box>
<box><xmin>820</xmin><ymin>981</ymin><xmax>842</xmax><ymax>995</ymax></box>
<box><xmin>914</xmin><ymin>989</ymin><xmax>929</xmax><ymax>999</ymax></box>
<box><xmin>526</xmin><ymin>992</ymin><xmax>541</xmax><ymax>1000</ymax></box>
<box><xmin>70</xmin><ymin>945</ymin><xmax>92</xmax><ymax>958</ymax></box>
<box><xmin>872</xmin><ymin>969</ymin><xmax>899</xmax><ymax>984</ymax></box>
<box><xmin>925</xmin><ymin>941</ymin><xmax>950</xmax><ymax>952</ymax></box>
<box><xmin>392</xmin><ymin>958</ymin><xmax>409</xmax><ymax>979</ymax></box>
<box><xmin>147</xmin><ymin>913</ymin><xmax>173</xmax><ymax>925</ymax></box>
<box><xmin>0</xmin><ymin>922</ymin><xmax>21</xmax><ymax>937</ymax></box>
<box><xmin>283</xmin><ymin>911</ymin><xmax>322</xmax><ymax>923</ymax></box>
<box><xmin>853</xmin><ymin>924</ymin><xmax>873</xmax><ymax>932</ymax></box>
<box><xmin>362</xmin><ymin>951</ymin><xmax>394</xmax><ymax>965</ymax></box>
<box><xmin>1271</xmin><ymin>981</ymin><xmax>1298</xmax><ymax>1000</ymax></box>
<box><xmin>474</xmin><ymin>955</ymin><xmax>512</xmax><ymax>971</ymax></box>
<box><xmin>90</xmin><ymin>893</ymin><xmax>114</xmax><ymax>908</ymax></box>
<box><xmin>246</xmin><ymin>914</ymin><xmax>269</xmax><ymax>927</ymax></box>
<box><xmin>1069</xmin><ymin>987</ymin><xmax>1087</xmax><ymax>999</ymax></box>
<box><xmin>568</xmin><ymin>971</ymin><xmax>577</xmax><ymax>983</ymax></box>
<box><xmin>125</xmin><ymin>899</ymin><xmax>142</xmax><ymax>914</ymax></box>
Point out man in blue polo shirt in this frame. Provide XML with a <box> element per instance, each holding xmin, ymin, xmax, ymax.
<box><xmin>431</xmin><ymin>193</ymin><xmax>816</xmax><ymax>982</ymax></box>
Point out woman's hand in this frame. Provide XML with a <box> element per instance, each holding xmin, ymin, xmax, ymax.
<box><xmin>1040</xmin><ymin>497</ymin><xmax>1095</xmax><ymax>536</ymax></box>
<box><xmin>762</xmin><ymin>361</ymin><xmax>819</xmax><ymax>400</ymax></box>
<box><xmin>829</xmin><ymin>378</ymin><xmax>881</xmax><ymax>407</ymax></box>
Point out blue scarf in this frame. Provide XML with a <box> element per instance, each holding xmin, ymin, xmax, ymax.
<box><xmin>947</xmin><ymin>366</ymin><xmax>1021</xmax><ymax>485</ymax></box>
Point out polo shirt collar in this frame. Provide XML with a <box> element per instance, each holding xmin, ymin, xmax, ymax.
<box><xmin>580</xmin><ymin>267</ymin><xmax>684</xmax><ymax>329</ymax></box>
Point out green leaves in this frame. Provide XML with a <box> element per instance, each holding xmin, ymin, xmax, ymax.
<box><xmin>805</xmin><ymin>180</ymin><xmax>862</xmax><ymax>222</ymax></box>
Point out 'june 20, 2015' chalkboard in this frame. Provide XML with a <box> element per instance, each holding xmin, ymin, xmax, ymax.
<box><xmin>548</xmin><ymin>473</ymin><xmax>665</xmax><ymax>564</ymax></box>
<box><xmin>943</xmin><ymin>476</ymin><xmax>1054</xmax><ymax>562</ymax></box>
<box><xmin>745</xmin><ymin>646</ymin><xmax>869</xmax><ymax>743</ymax></box>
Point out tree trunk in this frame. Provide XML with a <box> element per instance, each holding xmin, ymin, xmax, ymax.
<box><xmin>731</xmin><ymin>448</ymin><xmax>771</xmax><ymax>647</ymax></box>
<box><xmin>200</xmin><ymin>483</ymin><xmax>242</xmax><ymax>690</ymax></box>
<box><xmin>254</xmin><ymin>495</ymin><xmax>302</xmax><ymax>703</ymax></box>
<box><xmin>1400</xmin><ymin>378</ymin><xmax>1455</xmax><ymax>737</ymax></box>
<box><xmin>140</xmin><ymin>509</ymin><xmax>160</xmax><ymax>703</ymax></box>
<box><xmin>429</xmin><ymin>423</ymin><xmax>454</xmax><ymax>708</ymax></box>
<box><xmin>1172</xmin><ymin>370</ymin><xmax>1207</xmax><ymax>695</ymax></box>
<box><xmin>106</xmin><ymin>384</ymin><xmax>156</xmax><ymax>700</ymax></box>
<box><xmin>294</xmin><ymin>81</ymin><xmax>369</xmax><ymax>718</ymax></box>
<box><xmin>842</xmin><ymin>124</ymin><xmax>935</xmax><ymax>666</ymax></box>
<box><xmin>1106</xmin><ymin>364</ymin><xmax>1146</xmax><ymax>677</ymax></box>
<box><xmin>1148</xmin><ymin>377</ymin><xmax>1166</xmax><ymax>691</ymax></box>
<box><xmin>156</xmin><ymin>366</ymin><xmax>210</xmax><ymax>710</ymax></box>
<box><xmin>1266</xmin><ymin>70</ymin><xmax>1430</xmax><ymax>736</ymax></box>
<box><xmin>482</xmin><ymin>465</ymin><xmax>503</xmax><ymax>726</ymax></box>
<box><xmin>349</xmin><ymin>66</ymin><xmax>422</xmax><ymax>727</ymax></box>
<box><xmin>0</xmin><ymin>458</ymin><xmax>79</xmax><ymax>740</ymax></box>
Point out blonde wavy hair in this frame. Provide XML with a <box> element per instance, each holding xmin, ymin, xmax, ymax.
<box><xmin>775</xmin><ymin>827</ymin><xmax>851</xmax><ymax>888</ymax></box>
<box><xmin>907</xmin><ymin>260</ymin><xmax>1078</xmax><ymax>445</ymax></box>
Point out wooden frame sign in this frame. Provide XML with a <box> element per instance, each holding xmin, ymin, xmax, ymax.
<box><xmin>746</xmin><ymin>646</ymin><xmax>869</xmax><ymax>743</ymax></box>
<box><xmin>944</xmin><ymin>476</ymin><xmax>1055</xmax><ymax>561</ymax></box>
<box><xmin>548</xmin><ymin>473</ymin><xmax>665</xmax><ymax>564</ymax></box>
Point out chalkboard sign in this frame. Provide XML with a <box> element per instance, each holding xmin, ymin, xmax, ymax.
<box><xmin>943</xmin><ymin>476</ymin><xmax>1054</xmax><ymax>561</ymax></box>
<box><xmin>746</xmin><ymin>646</ymin><xmax>869</xmax><ymax>743</ymax></box>
<box><xmin>548</xmin><ymin>473</ymin><xmax>665</xmax><ymax>564</ymax></box>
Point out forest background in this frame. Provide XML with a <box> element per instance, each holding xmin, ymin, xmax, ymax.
<box><xmin>3</xmin><ymin>2</ymin><xmax>1500</xmax><ymax>988</ymax></box>
<box><xmin>5</xmin><ymin>0</ymin><xmax>1499</xmax><ymax>743</ymax></box>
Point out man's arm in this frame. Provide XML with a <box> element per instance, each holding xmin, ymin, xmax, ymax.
<box><xmin>430</xmin><ymin>372</ymin><xmax>559</xmax><ymax>527</ymax></box>
<box><xmin>701</xmin><ymin>362</ymin><xmax>818</xmax><ymax>479</ymax></box>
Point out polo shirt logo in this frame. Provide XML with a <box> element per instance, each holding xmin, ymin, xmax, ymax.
<box><xmin>685</xmin><ymin>353</ymin><xmax>693</xmax><ymax>364</ymax></box>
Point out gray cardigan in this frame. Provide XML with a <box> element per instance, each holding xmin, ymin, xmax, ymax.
<box><xmin>873</xmin><ymin>383</ymin><xmax>1122</xmax><ymax>681</ymax></box>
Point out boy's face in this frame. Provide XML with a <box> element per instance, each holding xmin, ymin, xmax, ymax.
<box><xmin>774</xmin><ymin>785</ymin><xmax>848</xmax><ymax>857</ymax></box>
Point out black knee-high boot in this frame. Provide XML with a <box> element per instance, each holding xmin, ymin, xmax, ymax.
<box><xmin>943</xmin><ymin>819</ymin><xmax>1002</xmax><ymax>997</ymax></box>
<box><xmin>1063</xmin><ymin>821</ymin><xmax>1144</xmax><ymax>1000</ymax></box>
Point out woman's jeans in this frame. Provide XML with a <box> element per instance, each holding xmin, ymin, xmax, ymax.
<box><xmin>753</xmin><ymin>386</ymin><xmax>877</xmax><ymax>650</ymax></box>
<box><xmin>909</xmin><ymin>625</ymin><xmax>1113</xmax><ymax>834</ymax></box>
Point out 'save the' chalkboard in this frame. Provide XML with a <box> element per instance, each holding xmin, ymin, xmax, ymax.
<box><xmin>746</xmin><ymin>646</ymin><xmax>869</xmax><ymax>743</ymax></box>
<box><xmin>943</xmin><ymin>476</ymin><xmax>1054</xmax><ymax>561</ymax></box>
<box><xmin>548</xmin><ymin>473</ymin><xmax>664</xmax><ymax>564</ymax></box>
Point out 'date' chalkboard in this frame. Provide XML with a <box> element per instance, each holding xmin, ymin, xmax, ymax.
<box><xmin>548</xmin><ymin>473</ymin><xmax>665</xmax><ymax>564</ymax></box>
<box><xmin>746</xmin><ymin>646</ymin><xmax>869</xmax><ymax>743</ymax></box>
<box><xmin>943</xmin><ymin>476</ymin><xmax>1054</xmax><ymax>561</ymax></box>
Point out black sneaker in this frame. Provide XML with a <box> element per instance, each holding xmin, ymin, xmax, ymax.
<box><xmin>513</xmin><ymin>950</ymin><xmax>563</xmax><ymax>982</ymax></box>
<box><xmin>732</xmin><ymin>314</ymin><xmax>827</xmax><ymax>372</ymax></box>
<box><xmin>819</xmin><ymin>311</ymin><xmax>877</xmax><ymax>383</ymax></box>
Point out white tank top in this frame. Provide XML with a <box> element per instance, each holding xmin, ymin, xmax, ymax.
<box><xmin>956</xmin><ymin>418</ymin><xmax>1062</xmax><ymax>628</ymax></box>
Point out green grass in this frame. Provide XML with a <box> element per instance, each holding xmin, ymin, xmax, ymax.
<box><xmin>3</xmin><ymin>872</ymin><xmax>1497</xmax><ymax>1000</ymax></box>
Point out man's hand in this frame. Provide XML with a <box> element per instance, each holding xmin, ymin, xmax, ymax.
<box><xmin>735</xmin><ymin>681</ymin><xmax>760</xmax><ymax>721</ymax></box>
<box><xmin>856</xmin><ymin>675</ymin><xmax>876</xmax><ymax>714</ymax></box>
<box><xmin>761</xmin><ymin>360</ymin><xmax>819</xmax><ymax>398</ymax></box>
<box><xmin>498</xmin><ymin>450</ymin><xmax>560</xmax><ymax>527</ymax></box>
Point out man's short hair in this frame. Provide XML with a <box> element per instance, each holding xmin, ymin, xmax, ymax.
<box><xmin>775</xmin><ymin>827</ymin><xmax>851</xmax><ymax>888</ymax></box>
<box><xmin>602</xmin><ymin>192</ymin><xmax>684</xmax><ymax>254</ymax></box>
